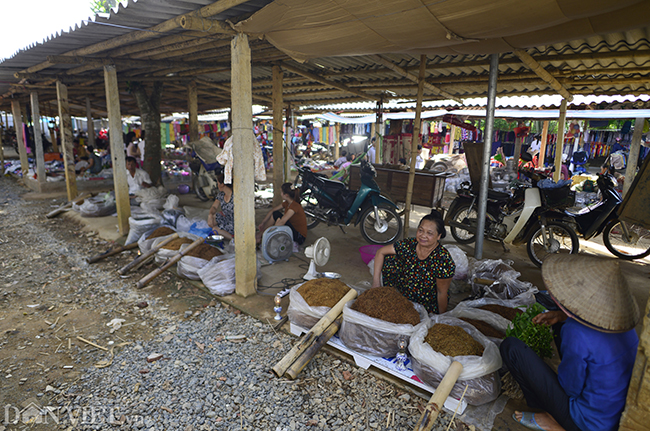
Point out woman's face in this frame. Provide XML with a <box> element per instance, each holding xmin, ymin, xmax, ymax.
<box><xmin>416</xmin><ymin>220</ymin><xmax>442</xmax><ymax>247</ymax></box>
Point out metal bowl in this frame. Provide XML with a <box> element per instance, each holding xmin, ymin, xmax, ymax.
<box><xmin>319</xmin><ymin>272</ymin><xmax>341</xmax><ymax>279</ymax></box>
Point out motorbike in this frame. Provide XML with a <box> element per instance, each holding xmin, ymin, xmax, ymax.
<box><xmin>189</xmin><ymin>137</ymin><xmax>223</xmax><ymax>201</ymax></box>
<box><xmin>445</xmin><ymin>169</ymin><xmax>580</xmax><ymax>267</ymax></box>
<box><xmin>548</xmin><ymin>165</ymin><xmax>650</xmax><ymax>260</ymax></box>
<box><xmin>294</xmin><ymin>159</ymin><xmax>403</xmax><ymax>245</ymax></box>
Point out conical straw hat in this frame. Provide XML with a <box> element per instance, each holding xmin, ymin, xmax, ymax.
<box><xmin>542</xmin><ymin>254</ymin><xmax>640</xmax><ymax>333</ymax></box>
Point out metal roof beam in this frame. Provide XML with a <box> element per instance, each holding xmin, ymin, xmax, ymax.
<box><xmin>514</xmin><ymin>50</ymin><xmax>573</xmax><ymax>101</ymax></box>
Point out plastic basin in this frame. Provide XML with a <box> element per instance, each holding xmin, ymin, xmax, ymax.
<box><xmin>359</xmin><ymin>245</ymin><xmax>382</xmax><ymax>264</ymax></box>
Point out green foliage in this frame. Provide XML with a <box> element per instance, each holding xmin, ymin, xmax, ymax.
<box><xmin>90</xmin><ymin>0</ymin><xmax>127</xmax><ymax>15</ymax></box>
<box><xmin>505</xmin><ymin>303</ymin><xmax>554</xmax><ymax>358</ymax></box>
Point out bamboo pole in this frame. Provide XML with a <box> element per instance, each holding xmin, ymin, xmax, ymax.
<box><xmin>514</xmin><ymin>50</ymin><xmax>573</xmax><ymax>101</ymax></box>
<box><xmin>118</xmin><ymin>233</ymin><xmax>180</xmax><ymax>274</ymax></box>
<box><xmin>413</xmin><ymin>361</ymin><xmax>464</xmax><ymax>431</ymax></box>
<box><xmin>623</xmin><ymin>117</ymin><xmax>645</xmax><ymax>198</ymax></box>
<box><xmin>404</xmin><ymin>55</ymin><xmax>427</xmax><ymax>233</ymax></box>
<box><xmin>448</xmin><ymin>125</ymin><xmax>456</xmax><ymax>155</ymax></box>
<box><xmin>284</xmin><ymin>317</ymin><xmax>342</xmax><ymax>379</ymax></box>
<box><xmin>55</xmin><ymin>81</ymin><xmax>78</xmax><ymax>201</ymax></box>
<box><xmin>11</xmin><ymin>100</ymin><xmax>29</xmax><ymax>178</ymax></box>
<box><xmin>553</xmin><ymin>99</ymin><xmax>568</xmax><ymax>182</ymax></box>
<box><xmin>188</xmin><ymin>81</ymin><xmax>199</xmax><ymax>143</ymax></box>
<box><xmin>538</xmin><ymin>121</ymin><xmax>549</xmax><ymax>168</ymax></box>
<box><xmin>272</xmin><ymin>288</ymin><xmax>357</xmax><ymax>377</ymax></box>
<box><xmin>30</xmin><ymin>92</ymin><xmax>46</xmax><ymax>186</ymax></box>
<box><xmin>136</xmin><ymin>238</ymin><xmax>203</xmax><ymax>288</ymax></box>
<box><xmin>375</xmin><ymin>99</ymin><xmax>383</xmax><ymax>164</ymax></box>
<box><xmin>88</xmin><ymin>242</ymin><xmax>139</xmax><ymax>264</ymax></box>
<box><xmin>272</xmin><ymin>64</ymin><xmax>285</xmax><ymax>207</ymax></box>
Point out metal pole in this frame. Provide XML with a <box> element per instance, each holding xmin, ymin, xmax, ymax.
<box><xmin>474</xmin><ymin>53</ymin><xmax>499</xmax><ymax>260</ymax></box>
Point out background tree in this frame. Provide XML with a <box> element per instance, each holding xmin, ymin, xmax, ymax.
<box><xmin>129</xmin><ymin>81</ymin><xmax>164</xmax><ymax>185</ymax></box>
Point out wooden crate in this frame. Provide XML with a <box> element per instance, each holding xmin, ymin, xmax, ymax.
<box><xmin>349</xmin><ymin>164</ymin><xmax>450</xmax><ymax>208</ymax></box>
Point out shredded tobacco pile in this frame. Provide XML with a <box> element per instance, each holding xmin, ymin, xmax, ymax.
<box><xmin>351</xmin><ymin>286</ymin><xmax>420</xmax><ymax>326</ymax></box>
<box><xmin>478</xmin><ymin>304</ymin><xmax>523</xmax><ymax>321</ymax></box>
<box><xmin>459</xmin><ymin>318</ymin><xmax>505</xmax><ymax>339</ymax></box>
<box><xmin>146</xmin><ymin>227</ymin><xmax>175</xmax><ymax>239</ymax></box>
<box><xmin>161</xmin><ymin>237</ymin><xmax>194</xmax><ymax>250</ymax></box>
<box><xmin>184</xmin><ymin>243</ymin><xmax>222</xmax><ymax>260</ymax></box>
<box><xmin>425</xmin><ymin>324</ymin><xmax>484</xmax><ymax>357</ymax></box>
<box><xmin>297</xmin><ymin>279</ymin><xmax>351</xmax><ymax>308</ymax></box>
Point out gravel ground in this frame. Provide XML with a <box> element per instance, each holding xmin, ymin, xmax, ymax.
<box><xmin>0</xmin><ymin>177</ymin><xmax>462</xmax><ymax>431</ymax></box>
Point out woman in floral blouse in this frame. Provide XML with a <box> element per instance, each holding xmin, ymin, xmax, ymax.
<box><xmin>372</xmin><ymin>211</ymin><xmax>455</xmax><ymax>314</ymax></box>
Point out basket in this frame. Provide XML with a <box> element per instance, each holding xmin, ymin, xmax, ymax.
<box><xmin>540</xmin><ymin>186</ymin><xmax>576</xmax><ymax>208</ymax></box>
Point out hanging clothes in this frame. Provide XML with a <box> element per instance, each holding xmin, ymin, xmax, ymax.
<box><xmin>217</xmin><ymin>135</ymin><xmax>267</xmax><ymax>184</ymax></box>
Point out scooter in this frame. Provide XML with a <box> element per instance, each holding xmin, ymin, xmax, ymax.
<box><xmin>295</xmin><ymin>159</ymin><xmax>403</xmax><ymax>245</ymax></box>
<box><xmin>189</xmin><ymin>137</ymin><xmax>222</xmax><ymax>201</ymax></box>
<box><xmin>445</xmin><ymin>169</ymin><xmax>579</xmax><ymax>267</ymax></box>
<box><xmin>549</xmin><ymin>165</ymin><xmax>650</xmax><ymax>260</ymax></box>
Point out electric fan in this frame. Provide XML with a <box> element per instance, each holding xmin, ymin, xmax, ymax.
<box><xmin>261</xmin><ymin>226</ymin><xmax>293</xmax><ymax>263</ymax></box>
<box><xmin>303</xmin><ymin>237</ymin><xmax>331</xmax><ymax>280</ymax></box>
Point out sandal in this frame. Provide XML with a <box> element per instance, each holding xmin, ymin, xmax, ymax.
<box><xmin>513</xmin><ymin>412</ymin><xmax>545</xmax><ymax>431</ymax></box>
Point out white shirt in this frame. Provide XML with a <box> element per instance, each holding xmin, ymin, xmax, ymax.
<box><xmin>127</xmin><ymin>168</ymin><xmax>152</xmax><ymax>194</ymax></box>
<box><xmin>367</xmin><ymin>146</ymin><xmax>376</xmax><ymax>163</ymax></box>
<box><xmin>415</xmin><ymin>154</ymin><xmax>425</xmax><ymax>170</ymax></box>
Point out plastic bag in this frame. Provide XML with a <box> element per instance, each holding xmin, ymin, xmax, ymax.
<box><xmin>339</xmin><ymin>301</ymin><xmax>428</xmax><ymax>358</ymax></box>
<box><xmin>198</xmin><ymin>254</ymin><xmax>236</xmax><ymax>296</ymax></box>
<box><xmin>409</xmin><ymin>315</ymin><xmax>502</xmax><ymax>406</ymax></box>
<box><xmin>138</xmin><ymin>226</ymin><xmax>176</xmax><ymax>255</ymax></box>
<box><xmin>444</xmin><ymin>245</ymin><xmax>469</xmax><ymax>280</ymax></box>
<box><xmin>287</xmin><ymin>282</ymin><xmax>352</xmax><ymax>329</ymax></box>
<box><xmin>176</xmin><ymin>215</ymin><xmax>193</xmax><ymax>232</ymax></box>
<box><xmin>125</xmin><ymin>214</ymin><xmax>162</xmax><ymax>245</ymax></box>
<box><xmin>161</xmin><ymin>209</ymin><xmax>185</xmax><ymax>228</ymax></box>
<box><xmin>74</xmin><ymin>193</ymin><xmax>116</xmax><ymax>217</ymax></box>
<box><xmin>153</xmin><ymin>232</ymin><xmax>201</xmax><ymax>265</ymax></box>
<box><xmin>163</xmin><ymin>195</ymin><xmax>180</xmax><ymax>211</ymax></box>
<box><xmin>134</xmin><ymin>185</ymin><xmax>167</xmax><ymax>203</ymax></box>
<box><xmin>470</xmin><ymin>259</ymin><xmax>538</xmax><ymax>303</ymax></box>
<box><xmin>189</xmin><ymin>221</ymin><xmax>213</xmax><ymax>238</ymax></box>
<box><xmin>177</xmin><ymin>255</ymin><xmax>210</xmax><ymax>280</ymax></box>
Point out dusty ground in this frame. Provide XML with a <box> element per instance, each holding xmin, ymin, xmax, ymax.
<box><xmin>0</xmin><ymin>177</ymin><xmax>221</xmax><ymax>428</ymax></box>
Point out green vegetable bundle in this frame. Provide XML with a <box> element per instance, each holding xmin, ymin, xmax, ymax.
<box><xmin>505</xmin><ymin>303</ymin><xmax>554</xmax><ymax>358</ymax></box>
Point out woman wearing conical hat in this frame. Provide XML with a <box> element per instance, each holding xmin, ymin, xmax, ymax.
<box><xmin>502</xmin><ymin>254</ymin><xmax>640</xmax><ymax>431</ymax></box>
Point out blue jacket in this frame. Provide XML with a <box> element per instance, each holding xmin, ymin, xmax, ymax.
<box><xmin>558</xmin><ymin>318</ymin><xmax>638</xmax><ymax>431</ymax></box>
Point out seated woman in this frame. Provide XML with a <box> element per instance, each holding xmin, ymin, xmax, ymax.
<box><xmin>85</xmin><ymin>145</ymin><xmax>103</xmax><ymax>175</ymax></box>
<box><xmin>207</xmin><ymin>173</ymin><xmax>234</xmax><ymax>240</ymax></box>
<box><xmin>372</xmin><ymin>211</ymin><xmax>455</xmax><ymax>314</ymax></box>
<box><xmin>256</xmin><ymin>183</ymin><xmax>307</xmax><ymax>245</ymax></box>
<box><xmin>502</xmin><ymin>254</ymin><xmax>639</xmax><ymax>431</ymax></box>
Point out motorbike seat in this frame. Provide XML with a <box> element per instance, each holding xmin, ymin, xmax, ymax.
<box><xmin>487</xmin><ymin>189</ymin><xmax>511</xmax><ymax>201</ymax></box>
<box><xmin>318</xmin><ymin>177</ymin><xmax>347</xmax><ymax>197</ymax></box>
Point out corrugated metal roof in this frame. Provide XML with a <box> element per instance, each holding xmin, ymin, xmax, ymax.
<box><xmin>2</xmin><ymin>0</ymin><xmax>650</xmax><ymax>117</ymax></box>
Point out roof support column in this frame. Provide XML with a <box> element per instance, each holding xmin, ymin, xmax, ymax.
<box><xmin>272</xmin><ymin>64</ymin><xmax>285</xmax><ymax>206</ymax></box>
<box><xmin>475</xmin><ymin>53</ymin><xmax>499</xmax><ymax>260</ymax></box>
<box><xmin>448</xmin><ymin>125</ymin><xmax>457</xmax><ymax>154</ymax></box>
<box><xmin>284</xmin><ymin>103</ymin><xmax>292</xmax><ymax>182</ymax></box>
<box><xmin>404</xmin><ymin>55</ymin><xmax>427</xmax><ymax>233</ymax></box>
<box><xmin>375</xmin><ymin>99</ymin><xmax>383</xmax><ymax>164</ymax></box>
<box><xmin>86</xmin><ymin>97</ymin><xmax>95</xmax><ymax>149</ymax></box>
<box><xmin>538</xmin><ymin>120</ymin><xmax>549</xmax><ymax>168</ymax></box>
<box><xmin>188</xmin><ymin>81</ymin><xmax>199</xmax><ymax>143</ymax></box>
<box><xmin>103</xmin><ymin>65</ymin><xmax>131</xmax><ymax>235</ymax></box>
<box><xmin>623</xmin><ymin>117</ymin><xmax>645</xmax><ymax>198</ymax></box>
<box><xmin>11</xmin><ymin>100</ymin><xmax>29</xmax><ymax>178</ymax></box>
<box><xmin>30</xmin><ymin>92</ymin><xmax>46</xmax><ymax>187</ymax></box>
<box><xmin>0</xmin><ymin>118</ymin><xmax>4</xmax><ymax>176</ymax></box>
<box><xmin>553</xmin><ymin>99</ymin><xmax>568</xmax><ymax>182</ymax></box>
<box><xmin>231</xmin><ymin>32</ymin><xmax>257</xmax><ymax>297</ymax></box>
<box><xmin>55</xmin><ymin>82</ymin><xmax>78</xmax><ymax>201</ymax></box>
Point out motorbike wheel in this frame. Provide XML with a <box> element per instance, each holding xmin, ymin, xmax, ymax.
<box><xmin>300</xmin><ymin>191</ymin><xmax>320</xmax><ymax>229</ymax></box>
<box><xmin>603</xmin><ymin>220</ymin><xmax>650</xmax><ymax>260</ymax></box>
<box><xmin>448</xmin><ymin>203</ymin><xmax>479</xmax><ymax>244</ymax></box>
<box><xmin>359</xmin><ymin>205</ymin><xmax>402</xmax><ymax>245</ymax></box>
<box><xmin>526</xmin><ymin>222</ymin><xmax>579</xmax><ymax>267</ymax></box>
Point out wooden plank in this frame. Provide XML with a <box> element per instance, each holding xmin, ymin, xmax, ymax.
<box><xmin>11</xmin><ymin>100</ymin><xmax>29</xmax><ymax>178</ymax></box>
<box><xmin>539</xmin><ymin>120</ymin><xmax>549</xmax><ymax>167</ymax></box>
<box><xmin>272</xmin><ymin>64</ymin><xmax>284</xmax><ymax>207</ymax></box>
<box><xmin>30</xmin><ymin>92</ymin><xmax>46</xmax><ymax>186</ymax></box>
<box><xmin>86</xmin><ymin>97</ymin><xmax>95</xmax><ymax>149</ymax></box>
<box><xmin>463</xmin><ymin>141</ymin><xmax>492</xmax><ymax>191</ymax></box>
<box><xmin>55</xmin><ymin>82</ymin><xmax>78</xmax><ymax>201</ymax></box>
<box><xmin>188</xmin><ymin>81</ymin><xmax>199</xmax><ymax>142</ymax></box>
<box><xmin>103</xmin><ymin>65</ymin><xmax>130</xmax><ymax>235</ymax></box>
<box><xmin>553</xmin><ymin>99</ymin><xmax>568</xmax><ymax>182</ymax></box>
<box><xmin>231</xmin><ymin>33</ymin><xmax>257</xmax><ymax>298</ymax></box>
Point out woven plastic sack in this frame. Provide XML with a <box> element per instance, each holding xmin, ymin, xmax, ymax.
<box><xmin>74</xmin><ymin>194</ymin><xmax>116</xmax><ymax>218</ymax></box>
<box><xmin>138</xmin><ymin>226</ymin><xmax>176</xmax><ymax>255</ymax></box>
<box><xmin>153</xmin><ymin>232</ymin><xmax>201</xmax><ymax>265</ymax></box>
<box><xmin>409</xmin><ymin>315</ymin><xmax>502</xmax><ymax>406</ymax></box>
<box><xmin>470</xmin><ymin>259</ymin><xmax>538</xmax><ymax>303</ymax></box>
<box><xmin>177</xmin><ymin>255</ymin><xmax>210</xmax><ymax>280</ymax></box>
<box><xmin>198</xmin><ymin>254</ymin><xmax>236</xmax><ymax>296</ymax></box>
<box><xmin>125</xmin><ymin>215</ymin><xmax>162</xmax><ymax>245</ymax></box>
<box><xmin>339</xmin><ymin>300</ymin><xmax>427</xmax><ymax>358</ymax></box>
<box><xmin>287</xmin><ymin>282</ymin><xmax>352</xmax><ymax>330</ymax></box>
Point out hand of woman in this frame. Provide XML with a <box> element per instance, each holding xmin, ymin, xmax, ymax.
<box><xmin>533</xmin><ymin>310</ymin><xmax>567</xmax><ymax>326</ymax></box>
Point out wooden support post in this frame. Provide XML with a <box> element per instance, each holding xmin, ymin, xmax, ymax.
<box><xmin>103</xmin><ymin>65</ymin><xmax>131</xmax><ymax>235</ymax></box>
<box><xmin>30</xmin><ymin>92</ymin><xmax>46</xmax><ymax>186</ymax></box>
<box><xmin>404</xmin><ymin>55</ymin><xmax>427</xmax><ymax>233</ymax></box>
<box><xmin>448</xmin><ymin>125</ymin><xmax>457</xmax><ymax>154</ymax></box>
<box><xmin>49</xmin><ymin>123</ymin><xmax>58</xmax><ymax>153</ymax></box>
<box><xmin>55</xmin><ymin>82</ymin><xmax>78</xmax><ymax>201</ymax></box>
<box><xmin>623</xmin><ymin>117</ymin><xmax>645</xmax><ymax>198</ymax></box>
<box><xmin>11</xmin><ymin>100</ymin><xmax>29</xmax><ymax>178</ymax></box>
<box><xmin>539</xmin><ymin>120</ymin><xmax>549</xmax><ymax>167</ymax></box>
<box><xmin>188</xmin><ymin>81</ymin><xmax>199</xmax><ymax>143</ymax></box>
<box><xmin>375</xmin><ymin>99</ymin><xmax>383</xmax><ymax>164</ymax></box>
<box><xmin>0</xmin><ymin>120</ymin><xmax>4</xmax><ymax>176</ymax></box>
<box><xmin>513</xmin><ymin>131</ymin><xmax>524</xmax><ymax>166</ymax></box>
<box><xmin>86</xmin><ymin>97</ymin><xmax>95</xmax><ymax>149</ymax></box>
<box><xmin>334</xmin><ymin>123</ymin><xmax>341</xmax><ymax>160</ymax></box>
<box><xmin>231</xmin><ymin>33</ymin><xmax>257</xmax><ymax>298</ymax></box>
<box><xmin>285</xmin><ymin>103</ymin><xmax>292</xmax><ymax>181</ymax></box>
<box><xmin>553</xmin><ymin>99</ymin><xmax>568</xmax><ymax>182</ymax></box>
<box><xmin>272</xmin><ymin>64</ymin><xmax>284</xmax><ymax>206</ymax></box>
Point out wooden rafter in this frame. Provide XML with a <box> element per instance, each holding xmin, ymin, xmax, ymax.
<box><xmin>514</xmin><ymin>50</ymin><xmax>573</xmax><ymax>101</ymax></box>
